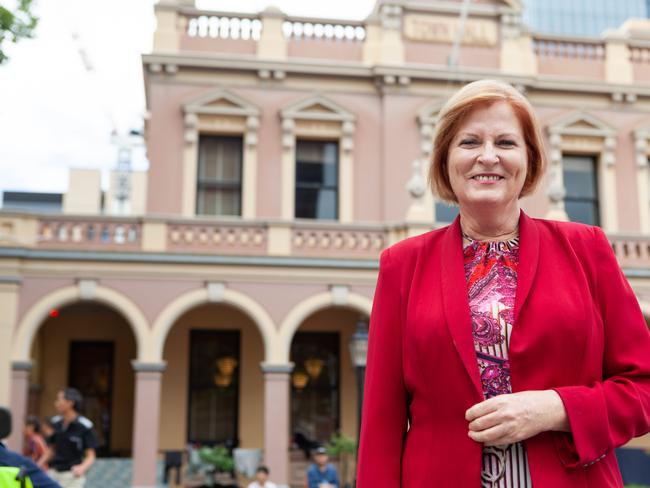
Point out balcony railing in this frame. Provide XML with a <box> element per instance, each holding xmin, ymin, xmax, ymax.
<box><xmin>533</xmin><ymin>35</ymin><xmax>606</xmax><ymax>60</ymax></box>
<box><xmin>2</xmin><ymin>212</ymin><xmax>650</xmax><ymax>268</ymax></box>
<box><xmin>185</xmin><ymin>13</ymin><xmax>263</xmax><ymax>41</ymax></box>
<box><xmin>167</xmin><ymin>219</ymin><xmax>267</xmax><ymax>255</ymax></box>
<box><xmin>37</xmin><ymin>216</ymin><xmax>142</xmax><ymax>251</ymax></box>
<box><xmin>611</xmin><ymin>235</ymin><xmax>650</xmax><ymax>269</ymax></box>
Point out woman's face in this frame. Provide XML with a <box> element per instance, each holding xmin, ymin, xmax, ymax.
<box><xmin>447</xmin><ymin>101</ymin><xmax>528</xmax><ymax>211</ymax></box>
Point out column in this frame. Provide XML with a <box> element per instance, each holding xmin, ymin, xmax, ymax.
<box><xmin>601</xmin><ymin>136</ymin><xmax>619</xmax><ymax>232</ymax></box>
<box><xmin>242</xmin><ymin>116</ymin><xmax>260</xmax><ymax>219</ymax></box>
<box><xmin>182</xmin><ymin>113</ymin><xmax>199</xmax><ymax>217</ymax></box>
<box><xmin>131</xmin><ymin>361</ymin><xmax>166</xmax><ymax>488</ymax></box>
<box><xmin>604</xmin><ymin>31</ymin><xmax>634</xmax><ymax>85</ymax></box>
<box><xmin>635</xmin><ymin>131</ymin><xmax>650</xmax><ymax>233</ymax></box>
<box><xmin>0</xmin><ymin>280</ymin><xmax>21</xmax><ymax>406</ymax></box>
<box><xmin>6</xmin><ymin>361</ymin><xmax>32</xmax><ymax>452</ymax></box>
<box><xmin>261</xmin><ymin>363</ymin><xmax>293</xmax><ymax>488</ymax></box>
<box><xmin>257</xmin><ymin>6</ymin><xmax>288</xmax><ymax>61</ymax></box>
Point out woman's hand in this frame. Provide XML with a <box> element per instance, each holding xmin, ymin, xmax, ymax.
<box><xmin>465</xmin><ymin>390</ymin><xmax>570</xmax><ymax>445</ymax></box>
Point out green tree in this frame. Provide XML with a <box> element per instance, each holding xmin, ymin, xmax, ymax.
<box><xmin>0</xmin><ymin>0</ymin><xmax>38</xmax><ymax>64</ymax></box>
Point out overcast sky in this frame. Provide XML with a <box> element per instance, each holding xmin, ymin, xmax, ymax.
<box><xmin>0</xmin><ymin>0</ymin><xmax>376</xmax><ymax>197</ymax></box>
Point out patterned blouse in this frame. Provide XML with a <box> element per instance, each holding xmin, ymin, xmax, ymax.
<box><xmin>463</xmin><ymin>235</ymin><xmax>533</xmax><ymax>488</ymax></box>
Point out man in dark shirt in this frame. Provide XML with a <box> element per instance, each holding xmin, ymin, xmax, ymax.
<box><xmin>38</xmin><ymin>389</ymin><xmax>97</xmax><ymax>488</ymax></box>
<box><xmin>0</xmin><ymin>442</ymin><xmax>61</xmax><ymax>488</ymax></box>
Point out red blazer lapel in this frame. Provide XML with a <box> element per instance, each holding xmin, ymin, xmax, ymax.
<box><xmin>514</xmin><ymin>210</ymin><xmax>540</xmax><ymax>325</ymax></box>
<box><xmin>440</xmin><ymin>216</ymin><xmax>483</xmax><ymax>398</ymax></box>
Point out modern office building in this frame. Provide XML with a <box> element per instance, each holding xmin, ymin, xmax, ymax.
<box><xmin>1</xmin><ymin>0</ymin><xmax>650</xmax><ymax>486</ymax></box>
<box><xmin>523</xmin><ymin>0</ymin><xmax>648</xmax><ymax>37</ymax></box>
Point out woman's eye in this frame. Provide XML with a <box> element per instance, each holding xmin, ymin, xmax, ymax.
<box><xmin>460</xmin><ymin>139</ymin><xmax>477</xmax><ymax>146</ymax></box>
<box><xmin>499</xmin><ymin>139</ymin><xmax>515</xmax><ymax>146</ymax></box>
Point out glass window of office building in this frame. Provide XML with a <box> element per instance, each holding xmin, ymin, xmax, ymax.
<box><xmin>523</xmin><ymin>0</ymin><xmax>648</xmax><ymax>37</ymax></box>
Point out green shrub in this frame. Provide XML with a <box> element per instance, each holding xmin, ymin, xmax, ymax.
<box><xmin>198</xmin><ymin>445</ymin><xmax>235</xmax><ymax>472</ymax></box>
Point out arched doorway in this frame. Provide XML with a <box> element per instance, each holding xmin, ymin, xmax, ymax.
<box><xmin>30</xmin><ymin>302</ymin><xmax>137</xmax><ymax>457</ymax></box>
<box><xmin>158</xmin><ymin>302</ymin><xmax>266</xmax><ymax>453</ymax></box>
<box><xmin>288</xmin><ymin>306</ymin><xmax>368</xmax><ymax>487</ymax></box>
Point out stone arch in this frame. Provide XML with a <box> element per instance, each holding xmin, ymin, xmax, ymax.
<box><xmin>150</xmin><ymin>286</ymin><xmax>277</xmax><ymax>363</ymax></box>
<box><xmin>277</xmin><ymin>289</ymin><xmax>373</xmax><ymax>363</ymax></box>
<box><xmin>12</xmin><ymin>283</ymin><xmax>150</xmax><ymax>363</ymax></box>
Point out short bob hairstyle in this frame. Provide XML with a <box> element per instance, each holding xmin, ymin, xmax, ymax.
<box><xmin>428</xmin><ymin>79</ymin><xmax>548</xmax><ymax>203</ymax></box>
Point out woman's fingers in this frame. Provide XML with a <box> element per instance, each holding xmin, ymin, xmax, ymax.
<box><xmin>468</xmin><ymin>410</ymin><xmax>503</xmax><ymax>432</ymax></box>
<box><xmin>468</xmin><ymin>422</ymin><xmax>510</xmax><ymax>443</ymax></box>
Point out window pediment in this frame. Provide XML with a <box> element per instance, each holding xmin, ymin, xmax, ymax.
<box><xmin>184</xmin><ymin>87</ymin><xmax>260</xmax><ymax>117</ymax></box>
<box><xmin>281</xmin><ymin>94</ymin><xmax>355</xmax><ymax>123</ymax></box>
<box><xmin>548</xmin><ymin>111</ymin><xmax>615</xmax><ymax>138</ymax></box>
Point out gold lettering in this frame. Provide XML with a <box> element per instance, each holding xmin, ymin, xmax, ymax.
<box><xmin>403</xmin><ymin>14</ymin><xmax>497</xmax><ymax>46</ymax></box>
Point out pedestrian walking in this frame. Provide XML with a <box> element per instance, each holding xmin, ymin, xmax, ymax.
<box><xmin>38</xmin><ymin>389</ymin><xmax>97</xmax><ymax>488</ymax></box>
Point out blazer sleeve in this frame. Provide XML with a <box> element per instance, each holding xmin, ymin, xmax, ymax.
<box><xmin>553</xmin><ymin>226</ymin><xmax>650</xmax><ymax>467</ymax></box>
<box><xmin>356</xmin><ymin>248</ymin><xmax>408</xmax><ymax>487</ymax></box>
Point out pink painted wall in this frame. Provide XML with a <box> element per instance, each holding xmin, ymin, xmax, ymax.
<box><xmin>146</xmin><ymin>83</ymin><xmax>197</xmax><ymax>215</ymax></box>
<box><xmin>405</xmin><ymin>41</ymin><xmax>500</xmax><ymax>69</ymax></box>
<box><xmin>380</xmin><ymin>94</ymin><xmax>431</xmax><ymax>221</ymax></box>
<box><xmin>179</xmin><ymin>36</ymin><xmax>257</xmax><ymax>56</ymax></box>
<box><xmin>230</xmin><ymin>282</ymin><xmax>326</xmax><ymax>328</ymax></box>
<box><xmin>633</xmin><ymin>62</ymin><xmax>650</xmax><ymax>84</ymax></box>
<box><xmin>101</xmin><ymin>279</ymin><xmax>198</xmax><ymax>324</ymax></box>
<box><xmin>16</xmin><ymin>278</ymin><xmax>74</xmax><ymax>331</ymax></box>
<box><xmin>537</xmin><ymin>57</ymin><xmax>605</xmax><ymax>80</ymax></box>
<box><xmin>288</xmin><ymin>39</ymin><xmax>363</xmax><ymax>62</ymax></box>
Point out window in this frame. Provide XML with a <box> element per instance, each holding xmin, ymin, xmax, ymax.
<box><xmin>563</xmin><ymin>155</ymin><xmax>600</xmax><ymax>226</ymax></box>
<box><xmin>435</xmin><ymin>201</ymin><xmax>459</xmax><ymax>224</ymax></box>
<box><xmin>196</xmin><ymin>136</ymin><xmax>242</xmax><ymax>216</ymax></box>
<box><xmin>290</xmin><ymin>332</ymin><xmax>340</xmax><ymax>445</ymax></box>
<box><xmin>295</xmin><ymin>140</ymin><xmax>338</xmax><ymax>219</ymax></box>
<box><xmin>188</xmin><ymin>330</ymin><xmax>240</xmax><ymax>445</ymax></box>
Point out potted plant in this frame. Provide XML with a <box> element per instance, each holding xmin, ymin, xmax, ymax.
<box><xmin>326</xmin><ymin>433</ymin><xmax>356</xmax><ymax>488</ymax></box>
<box><xmin>198</xmin><ymin>445</ymin><xmax>236</xmax><ymax>487</ymax></box>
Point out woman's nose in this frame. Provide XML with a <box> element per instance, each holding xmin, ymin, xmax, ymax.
<box><xmin>477</xmin><ymin>142</ymin><xmax>499</xmax><ymax>165</ymax></box>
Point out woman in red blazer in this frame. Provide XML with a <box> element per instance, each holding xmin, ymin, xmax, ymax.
<box><xmin>357</xmin><ymin>80</ymin><xmax>650</xmax><ymax>487</ymax></box>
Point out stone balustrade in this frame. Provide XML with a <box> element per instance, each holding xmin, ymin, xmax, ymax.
<box><xmin>37</xmin><ymin>216</ymin><xmax>142</xmax><ymax>251</ymax></box>
<box><xmin>2</xmin><ymin>212</ymin><xmax>650</xmax><ymax>268</ymax></box>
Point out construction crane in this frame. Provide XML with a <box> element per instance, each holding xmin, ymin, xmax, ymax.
<box><xmin>70</xmin><ymin>29</ymin><xmax>143</xmax><ymax>215</ymax></box>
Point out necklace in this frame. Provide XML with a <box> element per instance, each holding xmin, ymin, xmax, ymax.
<box><xmin>461</xmin><ymin>226</ymin><xmax>519</xmax><ymax>243</ymax></box>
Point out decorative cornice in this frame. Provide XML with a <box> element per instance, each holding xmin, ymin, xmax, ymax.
<box><xmin>0</xmin><ymin>247</ymin><xmax>381</xmax><ymax>269</ymax></box>
<box><xmin>142</xmin><ymin>54</ymin><xmax>650</xmax><ymax>99</ymax></box>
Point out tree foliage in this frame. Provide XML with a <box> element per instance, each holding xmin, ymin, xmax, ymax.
<box><xmin>0</xmin><ymin>0</ymin><xmax>38</xmax><ymax>64</ymax></box>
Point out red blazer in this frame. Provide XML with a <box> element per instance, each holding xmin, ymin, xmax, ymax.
<box><xmin>357</xmin><ymin>211</ymin><xmax>650</xmax><ymax>487</ymax></box>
